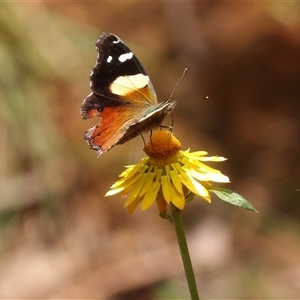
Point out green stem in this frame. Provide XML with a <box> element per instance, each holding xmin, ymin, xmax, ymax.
<box><xmin>171</xmin><ymin>203</ymin><xmax>200</xmax><ymax>300</ymax></box>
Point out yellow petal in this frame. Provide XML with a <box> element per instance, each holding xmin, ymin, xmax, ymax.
<box><xmin>173</xmin><ymin>163</ymin><xmax>211</xmax><ymax>202</ymax></box>
<box><xmin>182</xmin><ymin>166</ymin><xmax>230</xmax><ymax>183</ymax></box>
<box><xmin>172</xmin><ymin>163</ymin><xmax>198</xmax><ymax>192</ymax></box>
<box><xmin>118</xmin><ymin>165</ymin><xmax>135</xmax><ymax>177</ymax></box>
<box><xmin>109</xmin><ymin>179</ymin><xmax>127</xmax><ymax>189</ymax></box>
<box><xmin>127</xmin><ymin>197</ymin><xmax>143</xmax><ymax>214</ymax></box>
<box><xmin>196</xmin><ymin>161</ymin><xmax>226</xmax><ymax>175</ymax></box>
<box><xmin>169</xmin><ymin>183</ymin><xmax>185</xmax><ymax>210</ymax></box>
<box><xmin>181</xmin><ymin>150</ymin><xmax>226</xmax><ymax>162</ymax></box>
<box><xmin>169</xmin><ymin>168</ymin><xmax>183</xmax><ymax>194</ymax></box>
<box><xmin>199</xmin><ymin>156</ymin><xmax>227</xmax><ymax>162</ymax></box>
<box><xmin>111</xmin><ymin>165</ymin><xmax>148</xmax><ymax>189</ymax></box>
<box><xmin>161</xmin><ymin>175</ymin><xmax>172</xmax><ymax>203</ymax></box>
<box><xmin>187</xmin><ymin>150</ymin><xmax>208</xmax><ymax>156</ymax></box>
<box><xmin>124</xmin><ymin>173</ymin><xmax>147</xmax><ymax>206</ymax></box>
<box><xmin>141</xmin><ymin>181</ymin><xmax>160</xmax><ymax>210</ymax></box>
<box><xmin>204</xmin><ymin>172</ymin><xmax>230</xmax><ymax>183</ymax></box>
<box><xmin>183</xmin><ymin>168</ymin><xmax>211</xmax><ymax>181</ymax></box>
<box><xmin>158</xmin><ymin>174</ymin><xmax>186</xmax><ymax>209</ymax></box>
<box><xmin>121</xmin><ymin>183</ymin><xmax>135</xmax><ymax>197</ymax></box>
<box><xmin>139</xmin><ymin>170</ymin><xmax>155</xmax><ymax>197</ymax></box>
<box><xmin>186</xmin><ymin>175</ymin><xmax>211</xmax><ymax>202</ymax></box>
<box><xmin>121</xmin><ymin>162</ymin><xmax>147</xmax><ymax>179</ymax></box>
<box><xmin>105</xmin><ymin>187</ymin><xmax>124</xmax><ymax>196</ymax></box>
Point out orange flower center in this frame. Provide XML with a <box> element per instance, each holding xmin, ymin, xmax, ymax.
<box><xmin>144</xmin><ymin>130</ymin><xmax>182</xmax><ymax>167</ymax></box>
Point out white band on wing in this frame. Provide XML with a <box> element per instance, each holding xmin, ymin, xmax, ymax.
<box><xmin>110</xmin><ymin>74</ymin><xmax>149</xmax><ymax>96</ymax></box>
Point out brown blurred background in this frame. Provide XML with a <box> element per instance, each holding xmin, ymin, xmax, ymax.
<box><xmin>1</xmin><ymin>2</ymin><xmax>300</xmax><ymax>299</ymax></box>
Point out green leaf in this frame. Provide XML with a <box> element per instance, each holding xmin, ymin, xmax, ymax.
<box><xmin>207</xmin><ymin>187</ymin><xmax>258</xmax><ymax>213</ymax></box>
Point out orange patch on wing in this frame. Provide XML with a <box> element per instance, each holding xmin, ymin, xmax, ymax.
<box><xmin>91</xmin><ymin>106</ymin><xmax>137</xmax><ymax>152</ymax></box>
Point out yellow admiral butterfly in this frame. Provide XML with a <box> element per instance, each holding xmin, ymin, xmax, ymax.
<box><xmin>81</xmin><ymin>32</ymin><xmax>177</xmax><ymax>156</ymax></box>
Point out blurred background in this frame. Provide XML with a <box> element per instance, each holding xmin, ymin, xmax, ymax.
<box><xmin>1</xmin><ymin>2</ymin><xmax>300</xmax><ymax>299</ymax></box>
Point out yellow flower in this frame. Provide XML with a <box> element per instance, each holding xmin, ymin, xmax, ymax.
<box><xmin>105</xmin><ymin>130</ymin><xmax>230</xmax><ymax>214</ymax></box>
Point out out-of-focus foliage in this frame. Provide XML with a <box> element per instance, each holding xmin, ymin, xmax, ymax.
<box><xmin>0</xmin><ymin>3</ymin><xmax>96</xmax><ymax>247</ymax></box>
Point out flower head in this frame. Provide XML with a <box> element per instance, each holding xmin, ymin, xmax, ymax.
<box><xmin>105</xmin><ymin>130</ymin><xmax>230</xmax><ymax>214</ymax></box>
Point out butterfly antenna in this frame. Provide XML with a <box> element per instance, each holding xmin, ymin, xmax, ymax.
<box><xmin>168</xmin><ymin>68</ymin><xmax>187</xmax><ymax>100</ymax></box>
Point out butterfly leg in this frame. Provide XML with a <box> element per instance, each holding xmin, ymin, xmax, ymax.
<box><xmin>159</xmin><ymin>112</ymin><xmax>174</xmax><ymax>132</ymax></box>
<box><xmin>140</xmin><ymin>133</ymin><xmax>146</xmax><ymax>147</ymax></box>
<box><xmin>149</xmin><ymin>130</ymin><xmax>154</xmax><ymax>147</ymax></box>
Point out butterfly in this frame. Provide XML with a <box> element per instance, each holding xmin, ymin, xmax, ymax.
<box><xmin>81</xmin><ymin>32</ymin><xmax>177</xmax><ymax>156</ymax></box>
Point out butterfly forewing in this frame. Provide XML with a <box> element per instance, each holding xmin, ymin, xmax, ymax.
<box><xmin>89</xmin><ymin>33</ymin><xmax>157</xmax><ymax>104</ymax></box>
